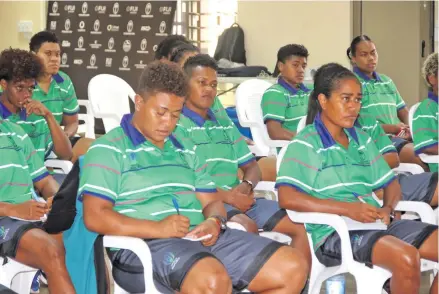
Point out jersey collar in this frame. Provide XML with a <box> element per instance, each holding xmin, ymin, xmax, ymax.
<box><xmin>428</xmin><ymin>91</ymin><xmax>438</xmax><ymax>104</ymax></box>
<box><xmin>120</xmin><ymin>113</ymin><xmax>182</xmax><ymax>149</ymax></box>
<box><xmin>314</xmin><ymin>112</ymin><xmax>359</xmax><ymax>148</ymax></box>
<box><xmin>182</xmin><ymin>106</ymin><xmax>217</xmax><ymax>127</ymax></box>
<box><xmin>353</xmin><ymin>67</ymin><xmax>382</xmax><ymax>82</ymax></box>
<box><xmin>0</xmin><ymin>97</ymin><xmax>27</xmax><ymax>120</ymax></box>
<box><xmin>278</xmin><ymin>77</ymin><xmax>310</xmax><ymax>95</ymax></box>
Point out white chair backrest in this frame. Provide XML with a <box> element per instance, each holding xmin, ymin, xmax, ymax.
<box><xmin>87</xmin><ymin>74</ymin><xmax>135</xmax><ymax>133</ymax></box>
<box><xmin>297</xmin><ymin>116</ymin><xmax>307</xmax><ymax>133</ymax></box>
<box><xmin>235</xmin><ymin>79</ymin><xmax>273</xmax><ymax>155</ymax></box>
<box><xmin>408</xmin><ymin>102</ymin><xmax>420</xmax><ymax>132</ymax></box>
<box><xmin>276</xmin><ymin>145</ymin><xmax>289</xmax><ymax>173</ymax></box>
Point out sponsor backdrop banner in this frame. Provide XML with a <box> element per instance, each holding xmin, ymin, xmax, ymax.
<box><xmin>46</xmin><ymin>1</ymin><xmax>176</xmax><ymax>134</ymax></box>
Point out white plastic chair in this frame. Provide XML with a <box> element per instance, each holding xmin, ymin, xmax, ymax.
<box><xmin>0</xmin><ymin>257</ymin><xmax>37</xmax><ymax>294</ymax></box>
<box><xmin>106</xmin><ymin>222</ymin><xmax>255</xmax><ymax>294</ymax></box>
<box><xmin>88</xmin><ymin>74</ymin><xmax>136</xmax><ymax>133</ymax></box>
<box><xmin>409</xmin><ymin>103</ymin><xmax>439</xmax><ymax>165</ymax></box>
<box><xmin>235</xmin><ymin>79</ymin><xmax>290</xmax><ymax>156</ymax></box>
<box><xmin>276</xmin><ymin>145</ymin><xmax>437</xmax><ymax>294</ymax></box>
<box><xmin>77</xmin><ymin>99</ymin><xmax>95</xmax><ymax>139</ymax></box>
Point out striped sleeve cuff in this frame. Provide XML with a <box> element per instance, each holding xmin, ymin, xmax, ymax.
<box><xmin>396</xmin><ymin>103</ymin><xmax>406</xmax><ymax>110</ymax></box>
<box><xmin>32</xmin><ymin>171</ymin><xmax>50</xmax><ymax>183</ymax></box>
<box><xmin>414</xmin><ymin>141</ymin><xmax>438</xmax><ymax>155</ymax></box>
<box><xmin>80</xmin><ymin>190</ymin><xmax>116</xmax><ymax>204</ymax></box>
<box><xmin>195</xmin><ymin>188</ymin><xmax>217</xmax><ymax>193</ymax></box>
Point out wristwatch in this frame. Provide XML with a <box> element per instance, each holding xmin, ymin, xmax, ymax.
<box><xmin>242</xmin><ymin>179</ymin><xmax>254</xmax><ymax>190</ymax></box>
<box><xmin>210</xmin><ymin>215</ymin><xmax>227</xmax><ymax>232</ymax></box>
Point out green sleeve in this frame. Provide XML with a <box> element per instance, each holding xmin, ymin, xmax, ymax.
<box><xmin>79</xmin><ymin>140</ymin><xmax>122</xmax><ymax>203</ymax></box>
<box><xmin>275</xmin><ymin>139</ymin><xmax>321</xmax><ymax>194</ymax></box>
<box><xmin>63</xmin><ymin>76</ymin><xmax>79</xmax><ymax>115</ymax></box>
<box><xmin>261</xmin><ymin>88</ymin><xmax>287</xmax><ymax>123</ymax></box>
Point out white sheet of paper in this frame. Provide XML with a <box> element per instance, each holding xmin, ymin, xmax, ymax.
<box><xmin>9</xmin><ymin>214</ymin><xmax>47</xmax><ymax>223</ymax></box>
<box><xmin>182</xmin><ymin>234</ymin><xmax>212</xmax><ymax>241</ymax></box>
<box><xmin>341</xmin><ymin>217</ymin><xmax>388</xmax><ymax>231</ymax></box>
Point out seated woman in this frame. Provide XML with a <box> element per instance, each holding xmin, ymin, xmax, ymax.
<box><xmin>413</xmin><ymin>52</ymin><xmax>438</xmax><ymax>172</ymax></box>
<box><xmin>170</xmin><ymin>42</ymin><xmax>200</xmax><ymax>67</ymax></box>
<box><xmin>261</xmin><ymin>44</ymin><xmax>312</xmax><ymax>141</ymax></box>
<box><xmin>348</xmin><ymin>35</ymin><xmax>427</xmax><ymax>169</ymax></box>
<box><xmin>0</xmin><ymin>48</ymin><xmax>72</xmax><ymax>162</ymax></box>
<box><xmin>67</xmin><ymin>61</ymin><xmax>308</xmax><ymax>294</ymax></box>
<box><xmin>276</xmin><ymin>63</ymin><xmax>438</xmax><ymax>294</ymax></box>
<box><xmin>356</xmin><ymin>115</ymin><xmax>437</xmax><ymax>208</ymax></box>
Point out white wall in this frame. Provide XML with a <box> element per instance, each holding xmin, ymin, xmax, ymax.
<box><xmin>0</xmin><ymin>1</ymin><xmax>47</xmax><ymax>51</ymax></box>
<box><xmin>237</xmin><ymin>1</ymin><xmax>352</xmax><ymax>72</ymax></box>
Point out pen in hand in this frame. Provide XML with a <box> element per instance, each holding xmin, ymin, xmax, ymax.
<box><xmin>172</xmin><ymin>197</ymin><xmax>180</xmax><ymax>215</ymax></box>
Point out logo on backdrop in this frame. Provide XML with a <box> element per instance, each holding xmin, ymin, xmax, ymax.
<box><xmin>105</xmin><ymin>58</ymin><xmax>112</xmax><ymax>67</ymax></box>
<box><xmin>91</xmin><ymin>20</ymin><xmax>102</xmax><ymax>35</ymax></box>
<box><xmin>124</xmin><ymin>21</ymin><xmax>135</xmax><ymax>36</ymax></box>
<box><xmin>142</xmin><ymin>2</ymin><xmax>153</xmax><ymax>18</ymax></box>
<box><xmin>105</xmin><ymin>37</ymin><xmax>116</xmax><ymax>53</ymax></box>
<box><xmin>61</xmin><ymin>40</ymin><xmax>71</xmax><ymax>48</ymax></box>
<box><xmin>87</xmin><ymin>54</ymin><xmax>98</xmax><ymax>69</ymax></box>
<box><xmin>126</xmin><ymin>6</ymin><xmax>138</xmax><ymax>15</ymax></box>
<box><xmin>153</xmin><ymin>44</ymin><xmax>158</xmax><ymax>52</ymax></box>
<box><xmin>60</xmin><ymin>53</ymin><xmax>69</xmax><ymax>68</ymax></box>
<box><xmin>75</xmin><ymin>36</ymin><xmax>85</xmax><ymax>51</ymax></box>
<box><xmin>107</xmin><ymin>25</ymin><xmax>119</xmax><ymax>32</ymax></box>
<box><xmin>135</xmin><ymin>60</ymin><xmax>146</xmax><ymax>70</ymax></box>
<box><xmin>122</xmin><ymin>40</ymin><xmax>132</xmax><ymax>53</ymax></box>
<box><xmin>62</xmin><ymin>19</ymin><xmax>72</xmax><ymax>33</ymax></box>
<box><xmin>78</xmin><ymin>21</ymin><xmax>86</xmax><ymax>32</ymax></box>
<box><xmin>137</xmin><ymin>39</ymin><xmax>148</xmax><ymax>54</ymax></box>
<box><xmin>95</xmin><ymin>5</ymin><xmax>106</xmax><ymax>14</ymax></box>
<box><xmin>120</xmin><ymin>56</ymin><xmax>130</xmax><ymax>71</ymax></box>
<box><xmin>73</xmin><ymin>59</ymin><xmax>83</xmax><ymax>65</ymax></box>
<box><xmin>141</xmin><ymin>26</ymin><xmax>151</xmax><ymax>32</ymax></box>
<box><xmin>50</xmin><ymin>21</ymin><xmax>57</xmax><ymax>30</ymax></box>
<box><xmin>50</xmin><ymin>1</ymin><xmax>60</xmax><ymax>16</ymax></box>
<box><xmin>110</xmin><ymin>2</ymin><xmax>121</xmax><ymax>17</ymax></box>
<box><xmin>64</xmin><ymin>5</ymin><xmax>75</xmax><ymax>14</ymax></box>
<box><xmin>90</xmin><ymin>40</ymin><xmax>102</xmax><ymax>49</ymax></box>
<box><xmin>160</xmin><ymin>6</ymin><xmax>172</xmax><ymax>15</ymax></box>
<box><xmin>79</xmin><ymin>2</ymin><xmax>90</xmax><ymax>17</ymax></box>
<box><xmin>156</xmin><ymin>21</ymin><xmax>167</xmax><ymax>36</ymax></box>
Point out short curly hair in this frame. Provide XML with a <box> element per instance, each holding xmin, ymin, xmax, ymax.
<box><xmin>0</xmin><ymin>48</ymin><xmax>43</xmax><ymax>82</ymax></box>
<box><xmin>422</xmin><ymin>52</ymin><xmax>438</xmax><ymax>88</ymax></box>
<box><xmin>137</xmin><ymin>61</ymin><xmax>188</xmax><ymax>99</ymax></box>
<box><xmin>183</xmin><ymin>54</ymin><xmax>218</xmax><ymax>77</ymax></box>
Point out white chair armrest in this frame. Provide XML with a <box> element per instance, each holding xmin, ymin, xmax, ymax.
<box><xmin>394</xmin><ymin>163</ymin><xmax>424</xmax><ymax>174</ymax></box>
<box><xmin>265</xmin><ymin>140</ymin><xmax>290</xmax><ymax>148</ymax></box>
<box><xmin>394</xmin><ymin>201</ymin><xmax>436</xmax><ymax>224</ymax></box>
<box><xmin>103</xmin><ymin>235</ymin><xmax>160</xmax><ymax>294</ymax></box>
<box><xmin>286</xmin><ymin>210</ymin><xmax>354</xmax><ymax>265</ymax></box>
<box><xmin>254</xmin><ymin>181</ymin><xmax>275</xmax><ymax>192</ymax></box>
<box><xmin>45</xmin><ymin>159</ymin><xmax>73</xmax><ymax>174</ymax></box>
<box><xmin>241</xmin><ymin>120</ymin><xmax>261</xmax><ymax>128</ymax></box>
<box><xmin>419</xmin><ymin>154</ymin><xmax>439</xmax><ymax>164</ymax></box>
